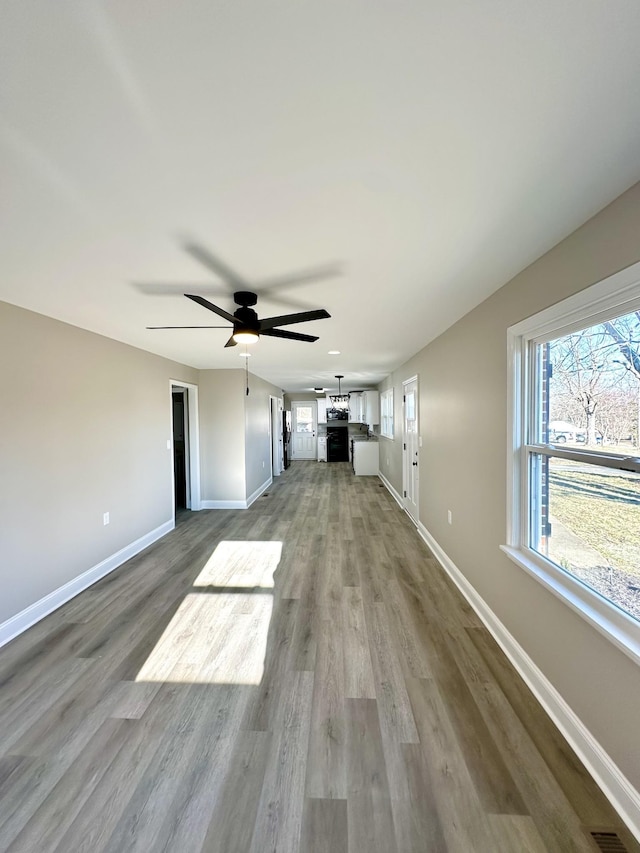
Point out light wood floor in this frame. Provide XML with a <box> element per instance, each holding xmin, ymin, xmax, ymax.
<box><xmin>0</xmin><ymin>462</ymin><xmax>636</xmax><ymax>852</ymax></box>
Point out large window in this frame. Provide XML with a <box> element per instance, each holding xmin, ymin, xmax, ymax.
<box><xmin>380</xmin><ymin>388</ymin><xmax>394</xmax><ymax>438</ymax></box>
<box><xmin>505</xmin><ymin>261</ymin><xmax>640</xmax><ymax>664</ymax></box>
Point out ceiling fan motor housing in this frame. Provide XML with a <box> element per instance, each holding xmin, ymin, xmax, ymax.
<box><xmin>233</xmin><ymin>304</ymin><xmax>260</xmax><ymax>333</ymax></box>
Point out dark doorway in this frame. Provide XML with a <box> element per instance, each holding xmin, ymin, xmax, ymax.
<box><xmin>172</xmin><ymin>390</ymin><xmax>188</xmax><ymax>511</ymax></box>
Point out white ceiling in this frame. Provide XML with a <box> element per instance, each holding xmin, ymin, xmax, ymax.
<box><xmin>2</xmin><ymin>2</ymin><xmax>640</xmax><ymax>395</ymax></box>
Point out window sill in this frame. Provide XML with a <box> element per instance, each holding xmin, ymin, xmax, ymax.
<box><xmin>500</xmin><ymin>545</ymin><xmax>640</xmax><ymax>667</ymax></box>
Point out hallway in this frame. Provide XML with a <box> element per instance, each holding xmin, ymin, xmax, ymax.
<box><xmin>0</xmin><ymin>462</ymin><xmax>635</xmax><ymax>852</ymax></box>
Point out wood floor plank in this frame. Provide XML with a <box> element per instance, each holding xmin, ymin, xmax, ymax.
<box><xmin>249</xmin><ymin>670</ymin><xmax>314</xmax><ymax>853</ymax></box>
<box><xmin>390</xmin><ymin>743</ymin><xmax>448</xmax><ymax>853</ymax></box>
<box><xmin>342</xmin><ymin>586</ymin><xmax>376</xmax><ymax>700</ymax></box>
<box><xmin>0</xmin><ymin>461</ymin><xmax>634</xmax><ymax>853</ymax></box>
<box><xmin>405</xmin><ymin>675</ymin><xmax>506</xmax><ymax>852</ymax></box>
<box><xmin>51</xmin><ymin>710</ymin><xmax>171</xmax><ymax>852</ymax></box>
<box><xmin>4</xmin><ymin>719</ymin><xmax>133</xmax><ymax>853</ymax></box>
<box><xmin>415</xmin><ymin>613</ymin><xmax>528</xmax><ymax>815</ymax></box>
<box><xmin>345</xmin><ymin>698</ymin><xmax>398</xmax><ymax>853</ymax></box>
<box><xmin>465</xmin><ymin>679</ymin><xmax>607</xmax><ymax>852</ymax></box>
<box><xmin>201</xmin><ymin>731</ymin><xmax>272</xmax><ymax>853</ymax></box>
<box><xmin>300</xmin><ymin>797</ymin><xmax>348</xmax><ymax>853</ymax></box>
<box><xmin>306</xmin><ymin>605</ymin><xmax>347</xmax><ymax>799</ymax></box>
<box><xmin>365</xmin><ymin>603</ymin><xmax>419</xmax><ymax>744</ymax></box>
<box><xmin>466</xmin><ymin>624</ymin><xmax>626</xmax><ymax>828</ymax></box>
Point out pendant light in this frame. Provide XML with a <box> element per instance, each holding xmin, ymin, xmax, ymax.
<box><xmin>330</xmin><ymin>375</ymin><xmax>349</xmax><ymax>409</ymax></box>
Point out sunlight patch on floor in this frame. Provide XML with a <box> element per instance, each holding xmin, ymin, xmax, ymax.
<box><xmin>135</xmin><ymin>540</ymin><xmax>282</xmax><ymax>685</ymax></box>
<box><xmin>193</xmin><ymin>539</ymin><xmax>282</xmax><ymax>589</ymax></box>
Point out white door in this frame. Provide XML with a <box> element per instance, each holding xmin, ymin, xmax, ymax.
<box><xmin>291</xmin><ymin>402</ymin><xmax>317</xmax><ymax>460</ymax></box>
<box><xmin>402</xmin><ymin>376</ymin><xmax>419</xmax><ymax>521</ymax></box>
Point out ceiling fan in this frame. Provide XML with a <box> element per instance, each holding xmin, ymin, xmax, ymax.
<box><xmin>148</xmin><ymin>289</ymin><xmax>331</xmax><ymax>347</ymax></box>
<box><xmin>144</xmin><ymin>239</ymin><xmax>335</xmax><ymax>346</ymax></box>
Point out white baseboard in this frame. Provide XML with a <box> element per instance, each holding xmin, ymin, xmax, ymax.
<box><xmin>414</xmin><ymin>519</ymin><xmax>640</xmax><ymax>844</ymax></box>
<box><xmin>247</xmin><ymin>476</ymin><xmax>273</xmax><ymax>508</ymax></box>
<box><xmin>0</xmin><ymin>519</ymin><xmax>174</xmax><ymax>649</ymax></box>
<box><xmin>201</xmin><ymin>477</ymin><xmax>273</xmax><ymax>512</ymax></box>
<box><xmin>378</xmin><ymin>472</ymin><xmax>403</xmax><ymax>507</ymax></box>
<box><xmin>201</xmin><ymin>500</ymin><xmax>248</xmax><ymax>510</ymax></box>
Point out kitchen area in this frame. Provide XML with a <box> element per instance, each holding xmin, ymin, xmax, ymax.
<box><xmin>316</xmin><ymin>384</ymin><xmax>380</xmax><ymax>475</ymax></box>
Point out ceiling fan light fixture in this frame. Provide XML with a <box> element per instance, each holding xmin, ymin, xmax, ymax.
<box><xmin>232</xmin><ymin>328</ymin><xmax>259</xmax><ymax>344</ymax></box>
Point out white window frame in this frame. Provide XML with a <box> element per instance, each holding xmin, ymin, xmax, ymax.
<box><xmin>380</xmin><ymin>388</ymin><xmax>394</xmax><ymax>438</ymax></box>
<box><xmin>504</xmin><ymin>259</ymin><xmax>640</xmax><ymax>667</ymax></box>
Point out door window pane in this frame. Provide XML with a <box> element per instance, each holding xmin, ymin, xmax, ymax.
<box><xmin>295</xmin><ymin>406</ymin><xmax>313</xmax><ymax>432</ymax></box>
<box><xmin>405</xmin><ymin>392</ymin><xmax>417</xmax><ymax>431</ymax></box>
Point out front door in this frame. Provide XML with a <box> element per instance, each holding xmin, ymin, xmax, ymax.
<box><xmin>291</xmin><ymin>402</ymin><xmax>317</xmax><ymax>460</ymax></box>
<box><xmin>402</xmin><ymin>376</ymin><xmax>419</xmax><ymax>521</ymax></box>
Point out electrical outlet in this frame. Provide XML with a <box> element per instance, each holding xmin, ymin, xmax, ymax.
<box><xmin>103</xmin><ymin>512</ymin><xmax>110</xmax><ymax>526</ymax></box>
<box><xmin>167</xmin><ymin>439</ymin><xmax>171</xmax><ymax>450</ymax></box>
<box><xmin>447</xmin><ymin>510</ymin><xmax>452</xmax><ymax>525</ymax></box>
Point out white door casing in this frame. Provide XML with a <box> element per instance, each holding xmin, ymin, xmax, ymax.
<box><xmin>291</xmin><ymin>402</ymin><xmax>317</xmax><ymax>460</ymax></box>
<box><xmin>402</xmin><ymin>376</ymin><xmax>419</xmax><ymax>521</ymax></box>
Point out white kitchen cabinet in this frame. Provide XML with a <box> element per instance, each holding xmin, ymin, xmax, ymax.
<box><xmin>353</xmin><ymin>440</ymin><xmax>379</xmax><ymax>475</ymax></box>
<box><xmin>348</xmin><ymin>392</ymin><xmax>364</xmax><ymax>423</ymax></box>
<box><xmin>362</xmin><ymin>390</ymin><xmax>379</xmax><ymax>426</ymax></box>
<box><xmin>317</xmin><ymin>397</ymin><xmax>327</xmax><ymax>424</ymax></box>
<box><xmin>317</xmin><ymin>435</ymin><xmax>327</xmax><ymax>462</ymax></box>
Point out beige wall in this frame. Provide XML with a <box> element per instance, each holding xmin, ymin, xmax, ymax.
<box><xmin>379</xmin><ymin>182</ymin><xmax>640</xmax><ymax>790</ymax></box>
<box><xmin>375</xmin><ymin>376</ymin><xmax>402</xmax><ymax>488</ymax></box>
<box><xmin>198</xmin><ymin>370</ymin><xmax>246</xmax><ymax>503</ymax></box>
<box><xmin>245</xmin><ymin>373</ymin><xmax>283</xmax><ymax>499</ymax></box>
<box><xmin>0</xmin><ymin>302</ymin><xmax>198</xmax><ymax>624</ymax></box>
<box><xmin>198</xmin><ymin>369</ymin><xmax>282</xmax><ymax>503</ymax></box>
<box><xmin>284</xmin><ymin>392</ymin><xmax>320</xmax><ymax>410</ymax></box>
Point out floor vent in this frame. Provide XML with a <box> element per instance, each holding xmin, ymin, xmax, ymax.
<box><xmin>587</xmin><ymin>829</ymin><xmax>629</xmax><ymax>852</ymax></box>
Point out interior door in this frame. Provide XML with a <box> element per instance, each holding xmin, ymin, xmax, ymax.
<box><xmin>402</xmin><ymin>377</ymin><xmax>419</xmax><ymax>521</ymax></box>
<box><xmin>172</xmin><ymin>388</ymin><xmax>189</xmax><ymax>512</ymax></box>
<box><xmin>291</xmin><ymin>402</ymin><xmax>317</xmax><ymax>460</ymax></box>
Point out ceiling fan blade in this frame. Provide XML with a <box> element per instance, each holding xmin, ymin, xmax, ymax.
<box><xmin>261</xmin><ymin>328</ymin><xmax>319</xmax><ymax>343</ymax></box>
<box><xmin>146</xmin><ymin>325</ymin><xmax>231</xmax><ymax>329</ymax></box>
<box><xmin>255</xmin><ymin>262</ymin><xmax>343</xmax><ymax>292</ymax></box>
<box><xmin>259</xmin><ymin>309</ymin><xmax>331</xmax><ymax>331</ymax></box>
<box><xmin>184</xmin><ymin>294</ymin><xmax>237</xmax><ymax>323</ymax></box>
<box><xmin>182</xmin><ymin>241</ymin><xmax>249</xmax><ymax>289</ymax></box>
<box><xmin>224</xmin><ymin>334</ymin><xmax>238</xmax><ymax>348</ymax></box>
<box><xmin>133</xmin><ymin>282</ymin><xmax>230</xmax><ymax>297</ymax></box>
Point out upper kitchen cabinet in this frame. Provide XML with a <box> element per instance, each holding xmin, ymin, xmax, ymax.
<box><xmin>348</xmin><ymin>392</ymin><xmax>364</xmax><ymax>423</ymax></box>
<box><xmin>362</xmin><ymin>390</ymin><xmax>379</xmax><ymax>426</ymax></box>
<box><xmin>317</xmin><ymin>397</ymin><xmax>327</xmax><ymax>424</ymax></box>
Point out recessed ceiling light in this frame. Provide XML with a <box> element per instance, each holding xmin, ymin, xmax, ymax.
<box><xmin>328</xmin><ymin>350</ymin><xmax>340</xmax><ymax>355</ymax></box>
